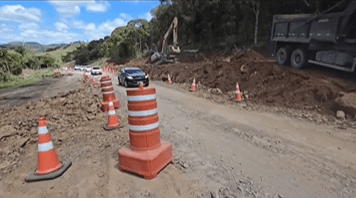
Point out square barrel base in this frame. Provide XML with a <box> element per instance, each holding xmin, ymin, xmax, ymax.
<box><xmin>118</xmin><ymin>141</ymin><xmax>173</xmax><ymax>180</ymax></box>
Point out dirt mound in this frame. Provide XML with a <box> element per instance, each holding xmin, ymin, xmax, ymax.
<box><xmin>141</xmin><ymin>49</ymin><xmax>356</xmax><ymax>112</ymax></box>
<box><xmin>0</xmin><ymin>81</ymin><xmax>128</xmax><ymax>178</ymax></box>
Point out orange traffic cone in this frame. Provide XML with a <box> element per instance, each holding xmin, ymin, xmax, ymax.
<box><xmin>235</xmin><ymin>82</ymin><xmax>242</xmax><ymax>102</ymax></box>
<box><xmin>167</xmin><ymin>74</ymin><xmax>172</xmax><ymax>85</ymax></box>
<box><xmin>190</xmin><ymin>78</ymin><xmax>197</xmax><ymax>92</ymax></box>
<box><xmin>25</xmin><ymin>118</ymin><xmax>71</xmax><ymax>182</ymax></box>
<box><xmin>104</xmin><ymin>101</ymin><xmax>121</xmax><ymax>130</ymax></box>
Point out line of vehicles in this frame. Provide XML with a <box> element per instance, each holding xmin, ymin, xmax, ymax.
<box><xmin>74</xmin><ymin>65</ymin><xmax>102</xmax><ymax>75</ymax></box>
<box><xmin>74</xmin><ymin>65</ymin><xmax>149</xmax><ymax>88</ymax></box>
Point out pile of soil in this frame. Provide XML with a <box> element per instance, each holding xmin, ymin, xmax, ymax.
<box><xmin>0</xmin><ymin>81</ymin><xmax>128</xmax><ymax>178</ymax></box>
<box><xmin>141</xmin><ymin>49</ymin><xmax>356</xmax><ymax>111</ymax></box>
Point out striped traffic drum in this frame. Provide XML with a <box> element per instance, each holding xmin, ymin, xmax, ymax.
<box><xmin>118</xmin><ymin>84</ymin><xmax>173</xmax><ymax>180</ymax></box>
<box><xmin>100</xmin><ymin>76</ymin><xmax>120</xmax><ymax>112</ymax></box>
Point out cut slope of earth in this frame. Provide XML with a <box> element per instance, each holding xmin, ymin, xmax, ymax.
<box><xmin>140</xmin><ymin>50</ymin><xmax>356</xmax><ymax>114</ymax></box>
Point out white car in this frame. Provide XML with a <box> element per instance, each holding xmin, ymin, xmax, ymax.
<box><xmin>74</xmin><ymin>65</ymin><xmax>81</xmax><ymax>71</ymax></box>
<box><xmin>81</xmin><ymin>66</ymin><xmax>87</xmax><ymax>71</ymax></box>
<box><xmin>91</xmin><ymin>66</ymin><xmax>102</xmax><ymax>75</ymax></box>
<box><xmin>85</xmin><ymin>67</ymin><xmax>92</xmax><ymax>74</ymax></box>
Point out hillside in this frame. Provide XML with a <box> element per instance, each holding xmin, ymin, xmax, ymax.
<box><xmin>1</xmin><ymin>41</ymin><xmax>83</xmax><ymax>53</ymax></box>
<box><xmin>35</xmin><ymin>44</ymin><xmax>80</xmax><ymax>66</ymax></box>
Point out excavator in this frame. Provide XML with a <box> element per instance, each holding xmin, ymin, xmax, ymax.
<box><xmin>149</xmin><ymin>17</ymin><xmax>198</xmax><ymax>66</ymax></box>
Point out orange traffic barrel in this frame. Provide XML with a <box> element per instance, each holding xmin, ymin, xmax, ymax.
<box><xmin>118</xmin><ymin>84</ymin><xmax>173</xmax><ymax>180</ymax></box>
<box><xmin>25</xmin><ymin>118</ymin><xmax>71</xmax><ymax>182</ymax></box>
<box><xmin>100</xmin><ymin>76</ymin><xmax>120</xmax><ymax>112</ymax></box>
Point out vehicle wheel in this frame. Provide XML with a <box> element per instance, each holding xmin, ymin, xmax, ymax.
<box><xmin>277</xmin><ymin>47</ymin><xmax>291</xmax><ymax>66</ymax></box>
<box><xmin>118</xmin><ymin>77</ymin><xmax>121</xmax><ymax>85</ymax></box>
<box><xmin>290</xmin><ymin>48</ymin><xmax>307</xmax><ymax>69</ymax></box>
<box><xmin>144</xmin><ymin>82</ymin><xmax>149</xmax><ymax>87</ymax></box>
<box><xmin>124</xmin><ymin>80</ymin><xmax>128</xmax><ymax>88</ymax></box>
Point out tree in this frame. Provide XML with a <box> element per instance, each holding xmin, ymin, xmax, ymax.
<box><xmin>243</xmin><ymin>0</ymin><xmax>260</xmax><ymax>44</ymax></box>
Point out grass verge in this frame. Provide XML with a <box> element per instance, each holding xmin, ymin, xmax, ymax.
<box><xmin>0</xmin><ymin>70</ymin><xmax>54</xmax><ymax>92</ymax></box>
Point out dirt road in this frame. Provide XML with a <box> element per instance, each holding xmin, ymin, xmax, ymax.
<box><xmin>1</xmin><ymin>72</ymin><xmax>355</xmax><ymax>198</ymax></box>
<box><xmin>0</xmin><ymin>73</ymin><xmax>82</xmax><ymax>108</ymax></box>
<box><xmin>107</xmin><ymin>74</ymin><xmax>356</xmax><ymax>198</ymax></box>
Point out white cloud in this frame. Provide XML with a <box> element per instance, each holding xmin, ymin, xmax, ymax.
<box><xmin>86</xmin><ymin>1</ymin><xmax>110</xmax><ymax>13</ymax></box>
<box><xmin>0</xmin><ymin>20</ymin><xmax>79</xmax><ymax>44</ymax></box>
<box><xmin>55</xmin><ymin>22</ymin><xmax>69</xmax><ymax>32</ymax></box>
<box><xmin>119</xmin><ymin>13</ymin><xmax>132</xmax><ymax>21</ymax></box>
<box><xmin>139</xmin><ymin>12</ymin><xmax>153</xmax><ymax>22</ymax></box>
<box><xmin>72</xmin><ymin>20</ymin><xmax>86</xmax><ymax>29</ymax></box>
<box><xmin>18</xmin><ymin>28</ymin><xmax>79</xmax><ymax>44</ymax></box>
<box><xmin>0</xmin><ymin>5</ymin><xmax>42</xmax><ymax>23</ymax></box>
<box><xmin>69</xmin><ymin>14</ymin><xmax>131</xmax><ymax>41</ymax></box>
<box><xmin>83</xmin><ymin>18</ymin><xmax>127</xmax><ymax>41</ymax></box>
<box><xmin>49</xmin><ymin>0</ymin><xmax>110</xmax><ymax>18</ymax></box>
<box><xmin>18</xmin><ymin>22</ymin><xmax>39</xmax><ymax>31</ymax></box>
<box><xmin>0</xmin><ymin>23</ymin><xmax>15</xmax><ymax>34</ymax></box>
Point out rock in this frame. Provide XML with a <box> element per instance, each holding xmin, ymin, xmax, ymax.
<box><xmin>97</xmin><ymin>172</ymin><xmax>105</xmax><ymax>178</ymax></box>
<box><xmin>0</xmin><ymin>125</ymin><xmax>17</xmax><ymax>140</ymax></box>
<box><xmin>183</xmin><ymin>163</ymin><xmax>189</xmax><ymax>169</ymax></box>
<box><xmin>232</xmin><ymin>128</ymin><xmax>240</xmax><ymax>132</ymax></box>
<box><xmin>334</xmin><ymin>92</ymin><xmax>356</xmax><ymax>116</ymax></box>
<box><xmin>278</xmin><ymin>194</ymin><xmax>283</xmax><ymax>198</ymax></box>
<box><xmin>49</xmin><ymin>185</ymin><xmax>55</xmax><ymax>189</ymax></box>
<box><xmin>336</xmin><ymin>110</ymin><xmax>345</xmax><ymax>120</ymax></box>
<box><xmin>87</xmin><ymin>115</ymin><xmax>96</xmax><ymax>121</ymax></box>
<box><xmin>210</xmin><ymin>191</ymin><xmax>219</xmax><ymax>198</ymax></box>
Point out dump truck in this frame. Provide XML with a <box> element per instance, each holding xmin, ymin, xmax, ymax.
<box><xmin>269</xmin><ymin>0</ymin><xmax>356</xmax><ymax>73</ymax></box>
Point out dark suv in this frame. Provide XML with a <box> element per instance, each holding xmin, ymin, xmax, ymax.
<box><xmin>118</xmin><ymin>68</ymin><xmax>149</xmax><ymax>87</ymax></box>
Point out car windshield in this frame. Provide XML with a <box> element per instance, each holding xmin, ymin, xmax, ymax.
<box><xmin>93</xmin><ymin>67</ymin><xmax>100</xmax><ymax>69</ymax></box>
<box><xmin>125</xmin><ymin>69</ymin><xmax>143</xmax><ymax>74</ymax></box>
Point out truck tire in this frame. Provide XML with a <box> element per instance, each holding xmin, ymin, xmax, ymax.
<box><xmin>277</xmin><ymin>47</ymin><xmax>291</xmax><ymax>66</ymax></box>
<box><xmin>290</xmin><ymin>49</ymin><xmax>307</xmax><ymax>69</ymax></box>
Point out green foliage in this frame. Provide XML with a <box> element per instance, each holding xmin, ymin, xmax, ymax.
<box><xmin>101</xmin><ymin>20</ymin><xmax>150</xmax><ymax>62</ymax></box>
<box><xmin>11</xmin><ymin>67</ymin><xmax>23</xmax><ymax>76</ymax></box>
<box><xmin>59</xmin><ymin>0</ymin><xmax>346</xmax><ymax>64</ymax></box>
<box><xmin>0</xmin><ymin>48</ymin><xmax>59</xmax><ymax>78</ymax></box>
<box><xmin>0</xmin><ymin>70</ymin><xmax>54</xmax><ymax>92</ymax></box>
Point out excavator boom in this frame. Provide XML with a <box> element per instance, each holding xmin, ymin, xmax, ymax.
<box><xmin>161</xmin><ymin>17</ymin><xmax>180</xmax><ymax>55</ymax></box>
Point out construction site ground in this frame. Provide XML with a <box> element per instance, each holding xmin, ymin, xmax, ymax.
<box><xmin>0</xmin><ymin>58</ymin><xmax>356</xmax><ymax>198</ymax></box>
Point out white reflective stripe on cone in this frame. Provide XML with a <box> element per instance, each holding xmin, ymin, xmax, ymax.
<box><xmin>128</xmin><ymin>109</ymin><xmax>157</xmax><ymax>117</ymax></box>
<box><xmin>108</xmin><ymin>110</ymin><xmax>116</xmax><ymax>116</ymax></box>
<box><xmin>102</xmin><ymin>90</ymin><xmax>114</xmax><ymax>94</ymax></box>
<box><xmin>108</xmin><ymin>102</ymin><xmax>114</xmax><ymax>107</ymax></box>
<box><xmin>38</xmin><ymin>141</ymin><xmax>54</xmax><ymax>152</ymax></box>
<box><xmin>129</xmin><ymin>122</ymin><xmax>159</xmax><ymax>132</ymax></box>
<box><xmin>101</xmin><ymin>81</ymin><xmax>112</xmax><ymax>85</ymax></box>
<box><xmin>127</xmin><ymin>94</ymin><xmax>156</xmax><ymax>102</ymax></box>
<box><xmin>38</xmin><ymin>127</ymin><xmax>48</xmax><ymax>135</ymax></box>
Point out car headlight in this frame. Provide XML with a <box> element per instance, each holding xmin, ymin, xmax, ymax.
<box><xmin>127</xmin><ymin>76</ymin><xmax>133</xmax><ymax>79</ymax></box>
<box><xmin>145</xmin><ymin>75</ymin><xmax>148</xmax><ymax>78</ymax></box>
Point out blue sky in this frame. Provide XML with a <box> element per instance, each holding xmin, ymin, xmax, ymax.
<box><xmin>0</xmin><ymin>1</ymin><xmax>160</xmax><ymax>45</ymax></box>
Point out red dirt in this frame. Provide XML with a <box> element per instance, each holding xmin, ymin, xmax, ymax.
<box><xmin>140</xmin><ymin>49</ymin><xmax>356</xmax><ymax>112</ymax></box>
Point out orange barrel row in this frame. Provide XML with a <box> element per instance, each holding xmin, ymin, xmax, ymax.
<box><xmin>118</xmin><ymin>84</ymin><xmax>173</xmax><ymax>180</ymax></box>
<box><xmin>100</xmin><ymin>76</ymin><xmax>120</xmax><ymax>112</ymax></box>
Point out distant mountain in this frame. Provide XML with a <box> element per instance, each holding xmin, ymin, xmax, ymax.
<box><xmin>1</xmin><ymin>41</ymin><xmax>85</xmax><ymax>53</ymax></box>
